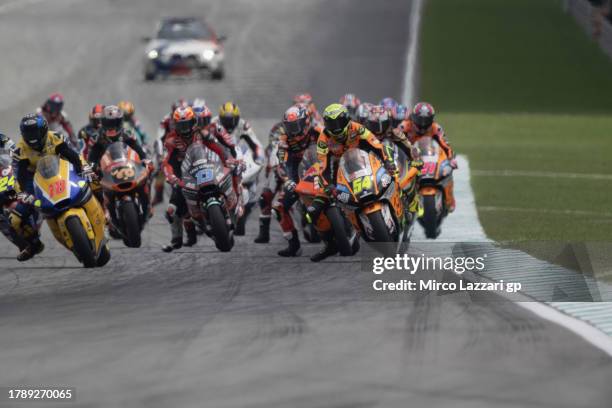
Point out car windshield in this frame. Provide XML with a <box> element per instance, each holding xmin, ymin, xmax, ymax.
<box><xmin>157</xmin><ymin>19</ymin><xmax>211</xmax><ymax>40</ymax></box>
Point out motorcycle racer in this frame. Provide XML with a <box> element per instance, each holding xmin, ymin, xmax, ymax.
<box><xmin>212</xmin><ymin>101</ymin><xmax>263</xmax><ymax>235</ymax></box>
<box><xmin>273</xmin><ymin>104</ymin><xmax>321</xmax><ymax>257</ymax></box>
<box><xmin>390</xmin><ymin>104</ymin><xmax>409</xmax><ymax>129</ymax></box>
<box><xmin>77</xmin><ymin>104</ymin><xmax>104</xmax><ymax>158</ymax></box>
<box><xmin>161</xmin><ymin>106</ymin><xmax>239</xmax><ymax>252</ymax></box>
<box><xmin>401</xmin><ymin>102</ymin><xmax>457</xmax><ymax>212</ymax></box>
<box><xmin>309</xmin><ymin>104</ymin><xmax>395</xmax><ymax>262</ymax></box>
<box><xmin>14</xmin><ymin>114</ymin><xmax>87</xmax><ymax>196</ymax></box>
<box><xmin>294</xmin><ymin>93</ymin><xmax>323</xmax><ymax>127</ymax></box>
<box><xmin>0</xmin><ymin>138</ymin><xmax>43</xmax><ymax>261</ymax></box>
<box><xmin>339</xmin><ymin>93</ymin><xmax>361</xmax><ymax>120</ymax></box>
<box><xmin>118</xmin><ymin>100</ymin><xmax>149</xmax><ymax>147</ymax></box>
<box><xmin>365</xmin><ymin>105</ymin><xmax>422</xmax><ymax>213</ymax></box>
<box><xmin>355</xmin><ymin>102</ymin><xmax>373</xmax><ymax>125</ymax></box>
<box><xmin>37</xmin><ymin>93</ymin><xmax>77</xmax><ymax>149</ymax></box>
<box><xmin>253</xmin><ymin>121</ymin><xmax>285</xmax><ymax>244</ymax></box>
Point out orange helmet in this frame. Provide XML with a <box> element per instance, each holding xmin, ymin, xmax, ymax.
<box><xmin>118</xmin><ymin>100</ymin><xmax>135</xmax><ymax>119</ymax></box>
<box><xmin>173</xmin><ymin>106</ymin><xmax>196</xmax><ymax>138</ymax></box>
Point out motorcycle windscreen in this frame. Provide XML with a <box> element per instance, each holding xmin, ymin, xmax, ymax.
<box><xmin>0</xmin><ymin>152</ymin><xmax>12</xmax><ymax>170</ymax></box>
<box><xmin>417</xmin><ymin>137</ymin><xmax>440</xmax><ymax>179</ymax></box>
<box><xmin>36</xmin><ymin>155</ymin><xmax>61</xmax><ymax>179</ymax></box>
<box><xmin>182</xmin><ymin>143</ymin><xmax>224</xmax><ymax>186</ymax></box>
<box><xmin>339</xmin><ymin>149</ymin><xmax>373</xmax><ymax>182</ymax></box>
<box><xmin>298</xmin><ymin>145</ymin><xmax>319</xmax><ymax>181</ymax></box>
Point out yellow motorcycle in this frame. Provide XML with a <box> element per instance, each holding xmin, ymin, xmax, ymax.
<box><xmin>33</xmin><ymin>155</ymin><xmax>110</xmax><ymax>267</ymax></box>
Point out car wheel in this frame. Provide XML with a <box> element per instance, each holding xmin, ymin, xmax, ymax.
<box><xmin>211</xmin><ymin>68</ymin><xmax>224</xmax><ymax>80</ymax></box>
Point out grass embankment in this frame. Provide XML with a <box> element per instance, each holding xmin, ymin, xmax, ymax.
<box><xmin>419</xmin><ymin>0</ymin><xmax>612</xmax><ymax>280</ymax></box>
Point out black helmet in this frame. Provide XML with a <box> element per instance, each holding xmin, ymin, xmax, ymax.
<box><xmin>411</xmin><ymin>102</ymin><xmax>435</xmax><ymax>135</ymax></box>
<box><xmin>101</xmin><ymin>105</ymin><xmax>124</xmax><ymax>141</ymax></box>
<box><xmin>20</xmin><ymin>114</ymin><xmax>48</xmax><ymax>151</ymax></box>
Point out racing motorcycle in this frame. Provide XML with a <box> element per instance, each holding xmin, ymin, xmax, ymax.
<box><xmin>99</xmin><ymin>142</ymin><xmax>152</xmax><ymax>248</ymax></box>
<box><xmin>233</xmin><ymin>138</ymin><xmax>262</xmax><ymax>234</ymax></box>
<box><xmin>181</xmin><ymin>142</ymin><xmax>243</xmax><ymax>252</ymax></box>
<box><xmin>294</xmin><ymin>147</ymin><xmax>357</xmax><ymax>256</ymax></box>
<box><xmin>294</xmin><ymin>145</ymin><xmax>321</xmax><ymax>243</ymax></box>
<box><xmin>0</xmin><ymin>149</ymin><xmax>42</xmax><ymax>254</ymax></box>
<box><xmin>335</xmin><ymin>146</ymin><xmax>417</xmax><ymax>253</ymax></box>
<box><xmin>33</xmin><ymin>155</ymin><xmax>110</xmax><ymax>267</ymax></box>
<box><xmin>416</xmin><ymin>136</ymin><xmax>454</xmax><ymax>239</ymax></box>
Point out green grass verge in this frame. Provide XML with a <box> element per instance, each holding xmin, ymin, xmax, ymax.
<box><xmin>419</xmin><ymin>0</ymin><xmax>612</xmax><ymax>281</ymax></box>
<box><xmin>420</xmin><ymin>0</ymin><xmax>612</xmax><ymax>114</ymax></box>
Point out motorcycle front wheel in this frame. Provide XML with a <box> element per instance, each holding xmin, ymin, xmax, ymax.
<box><xmin>66</xmin><ymin>216</ymin><xmax>96</xmax><ymax>268</ymax></box>
<box><xmin>120</xmin><ymin>201</ymin><xmax>142</xmax><ymax>248</ymax></box>
<box><xmin>208</xmin><ymin>204</ymin><xmax>233</xmax><ymax>252</ymax></box>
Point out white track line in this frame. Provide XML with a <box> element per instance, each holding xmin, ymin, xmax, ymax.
<box><xmin>472</xmin><ymin>169</ymin><xmax>612</xmax><ymax>181</ymax></box>
<box><xmin>402</xmin><ymin>0</ymin><xmax>612</xmax><ymax>357</ymax></box>
<box><xmin>401</xmin><ymin>0</ymin><xmax>424</xmax><ymax>105</ymax></box>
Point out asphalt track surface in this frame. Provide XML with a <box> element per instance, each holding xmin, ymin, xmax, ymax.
<box><xmin>0</xmin><ymin>1</ymin><xmax>611</xmax><ymax>407</ymax></box>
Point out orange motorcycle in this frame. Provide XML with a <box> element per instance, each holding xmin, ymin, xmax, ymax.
<box><xmin>99</xmin><ymin>142</ymin><xmax>151</xmax><ymax>248</ymax></box>
<box><xmin>335</xmin><ymin>146</ymin><xmax>418</xmax><ymax>252</ymax></box>
<box><xmin>295</xmin><ymin>145</ymin><xmax>357</xmax><ymax>256</ymax></box>
<box><xmin>416</xmin><ymin>136</ymin><xmax>454</xmax><ymax>238</ymax></box>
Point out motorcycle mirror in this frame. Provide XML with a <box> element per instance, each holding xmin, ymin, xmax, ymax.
<box><xmin>217</xmin><ymin>34</ymin><xmax>227</xmax><ymax>43</ymax></box>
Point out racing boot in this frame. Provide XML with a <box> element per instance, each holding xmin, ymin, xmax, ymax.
<box><xmin>254</xmin><ymin>217</ymin><xmax>271</xmax><ymax>243</ymax></box>
<box><xmin>16</xmin><ymin>239</ymin><xmax>44</xmax><ymax>262</ymax></box>
<box><xmin>310</xmin><ymin>231</ymin><xmax>338</xmax><ymax>262</ymax></box>
<box><xmin>278</xmin><ymin>229</ymin><xmax>302</xmax><ymax>257</ymax></box>
<box><xmin>184</xmin><ymin>219</ymin><xmax>197</xmax><ymax>247</ymax></box>
<box><xmin>162</xmin><ymin>214</ymin><xmax>183</xmax><ymax>252</ymax></box>
<box><xmin>234</xmin><ymin>203</ymin><xmax>253</xmax><ymax>236</ymax></box>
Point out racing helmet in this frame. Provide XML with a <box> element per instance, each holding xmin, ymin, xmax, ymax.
<box><xmin>89</xmin><ymin>104</ymin><xmax>105</xmax><ymax>128</ymax></box>
<box><xmin>193</xmin><ymin>104</ymin><xmax>212</xmax><ymax>128</ymax></box>
<box><xmin>323</xmin><ymin>103</ymin><xmax>350</xmax><ymax>142</ymax></box>
<box><xmin>101</xmin><ymin>105</ymin><xmax>124</xmax><ymax>141</ymax></box>
<box><xmin>20</xmin><ymin>114</ymin><xmax>49</xmax><ymax>151</ymax></box>
<box><xmin>380</xmin><ymin>97</ymin><xmax>398</xmax><ymax>112</ymax></box>
<box><xmin>391</xmin><ymin>104</ymin><xmax>409</xmax><ymax>128</ymax></box>
<box><xmin>339</xmin><ymin>93</ymin><xmax>361</xmax><ymax>119</ymax></box>
<box><xmin>411</xmin><ymin>102</ymin><xmax>435</xmax><ymax>135</ymax></box>
<box><xmin>218</xmin><ymin>101</ymin><xmax>240</xmax><ymax>132</ymax></box>
<box><xmin>355</xmin><ymin>102</ymin><xmax>373</xmax><ymax>125</ymax></box>
<box><xmin>173</xmin><ymin>106</ymin><xmax>196</xmax><ymax>139</ymax></box>
<box><xmin>118</xmin><ymin>100</ymin><xmax>135</xmax><ymax>121</ymax></box>
<box><xmin>42</xmin><ymin>93</ymin><xmax>64</xmax><ymax>121</ymax></box>
<box><xmin>365</xmin><ymin>105</ymin><xmax>391</xmax><ymax>138</ymax></box>
<box><xmin>283</xmin><ymin>104</ymin><xmax>309</xmax><ymax>140</ymax></box>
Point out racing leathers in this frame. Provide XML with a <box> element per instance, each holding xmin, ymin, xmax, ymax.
<box><xmin>254</xmin><ymin>122</ymin><xmax>284</xmax><ymax>243</ymax></box>
<box><xmin>77</xmin><ymin>123</ymin><xmax>99</xmax><ymax>158</ymax></box>
<box><xmin>211</xmin><ymin>116</ymin><xmax>263</xmax><ymax>234</ymax></box>
<box><xmin>14</xmin><ymin>131</ymin><xmax>84</xmax><ymax>195</ymax></box>
<box><xmin>400</xmin><ymin>120</ymin><xmax>456</xmax><ymax>211</ymax></box>
<box><xmin>273</xmin><ymin>124</ymin><xmax>320</xmax><ymax>256</ymax></box>
<box><xmin>37</xmin><ymin>108</ymin><xmax>77</xmax><ymax>150</ymax></box>
<box><xmin>309</xmin><ymin>121</ymin><xmax>394</xmax><ymax>261</ymax></box>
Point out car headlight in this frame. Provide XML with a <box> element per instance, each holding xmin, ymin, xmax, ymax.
<box><xmin>147</xmin><ymin>49</ymin><xmax>159</xmax><ymax>59</ymax></box>
<box><xmin>201</xmin><ymin>49</ymin><xmax>215</xmax><ymax>61</ymax></box>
